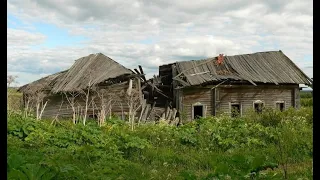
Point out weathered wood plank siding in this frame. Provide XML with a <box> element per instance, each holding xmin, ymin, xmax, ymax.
<box><xmin>180</xmin><ymin>84</ymin><xmax>299</xmax><ymax>120</ymax></box>
<box><xmin>182</xmin><ymin>88</ymin><xmax>212</xmax><ymax>121</ymax></box>
<box><xmin>293</xmin><ymin>86</ymin><xmax>301</xmax><ymax>109</ymax></box>
<box><xmin>216</xmin><ymin>85</ymin><xmax>298</xmax><ymax>115</ymax></box>
<box><xmin>30</xmin><ymin>81</ymin><xmax>140</xmax><ymax>119</ymax></box>
<box><xmin>41</xmin><ymin>94</ymin><xmax>132</xmax><ymax>118</ymax></box>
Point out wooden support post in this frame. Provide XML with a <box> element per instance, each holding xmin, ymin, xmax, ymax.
<box><xmin>127</xmin><ymin>79</ymin><xmax>133</xmax><ymax>96</ymax></box>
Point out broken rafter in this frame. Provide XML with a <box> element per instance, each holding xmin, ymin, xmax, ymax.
<box><xmin>173</xmin><ymin>59</ymin><xmax>213</xmax><ymax>79</ymax></box>
<box><xmin>147</xmin><ymin>81</ymin><xmax>172</xmax><ymax>100</ymax></box>
<box><xmin>134</xmin><ymin>69</ymin><xmax>141</xmax><ymax>74</ymax></box>
<box><xmin>189</xmin><ymin>71</ymin><xmax>210</xmax><ymax>76</ymax></box>
<box><xmin>138</xmin><ymin>65</ymin><xmax>147</xmax><ymax>82</ymax></box>
<box><xmin>210</xmin><ymin>80</ymin><xmax>229</xmax><ymax>90</ymax></box>
<box><xmin>153</xmin><ymin>75</ymin><xmax>162</xmax><ymax>84</ymax></box>
<box><xmin>172</xmin><ymin>76</ymin><xmax>189</xmax><ymax>87</ymax></box>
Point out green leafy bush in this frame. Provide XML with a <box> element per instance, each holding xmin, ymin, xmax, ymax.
<box><xmin>7</xmin><ymin>108</ymin><xmax>313</xmax><ymax>179</ymax></box>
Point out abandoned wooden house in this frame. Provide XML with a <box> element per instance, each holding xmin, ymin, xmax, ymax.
<box><xmin>18</xmin><ymin>53</ymin><xmax>163</xmax><ymax>123</ymax></box>
<box><xmin>18</xmin><ymin>50</ymin><xmax>312</xmax><ymax>123</ymax></box>
<box><xmin>158</xmin><ymin>50</ymin><xmax>313</xmax><ymax>121</ymax></box>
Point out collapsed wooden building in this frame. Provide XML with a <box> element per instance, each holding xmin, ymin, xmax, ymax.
<box><xmin>18</xmin><ymin>50</ymin><xmax>312</xmax><ymax>123</ymax></box>
<box><xmin>158</xmin><ymin>50</ymin><xmax>312</xmax><ymax>121</ymax></box>
<box><xmin>18</xmin><ymin>53</ymin><xmax>175</xmax><ymax>124</ymax></box>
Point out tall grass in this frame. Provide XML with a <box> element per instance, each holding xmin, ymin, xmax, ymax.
<box><xmin>7</xmin><ymin>89</ymin><xmax>313</xmax><ymax>179</ymax></box>
<box><xmin>7</xmin><ymin>106</ymin><xmax>313</xmax><ymax>179</ymax></box>
<box><xmin>7</xmin><ymin>88</ymin><xmax>22</xmax><ymax>111</ymax></box>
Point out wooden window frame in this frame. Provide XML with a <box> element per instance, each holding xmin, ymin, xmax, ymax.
<box><xmin>229</xmin><ymin>102</ymin><xmax>242</xmax><ymax>117</ymax></box>
<box><xmin>275</xmin><ymin>101</ymin><xmax>285</xmax><ymax>111</ymax></box>
<box><xmin>253</xmin><ymin>100</ymin><xmax>264</xmax><ymax>113</ymax></box>
<box><xmin>192</xmin><ymin>103</ymin><xmax>207</xmax><ymax>120</ymax></box>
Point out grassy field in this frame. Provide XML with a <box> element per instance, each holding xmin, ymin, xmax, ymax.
<box><xmin>7</xmin><ymin>90</ymin><xmax>313</xmax><ymax>179</ymax></box>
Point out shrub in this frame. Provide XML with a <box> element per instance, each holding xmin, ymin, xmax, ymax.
<box><xmin>7</xmin><ymin>110</ymin><xmax>313</xmax><ymax>179</ymax></box>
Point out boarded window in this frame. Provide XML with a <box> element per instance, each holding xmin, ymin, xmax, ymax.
<box><xmin>254</xmin><ymin>101</ymin><xmax>264</xmax><ymax>113</ymax></box>
<box><xmin>231</xmin><ymin>103</ymin><xmax>241</xmax><ymax>117</ymax></box>
<box><xmin>276</xmin><ymin>102</ymin><xmax>285</xmax><ymax>111</ymax></box>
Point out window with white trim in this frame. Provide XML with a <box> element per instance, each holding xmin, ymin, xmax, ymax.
<box><xmin>253</xmin><ymin>100</ymin><xmax>264</xmax><ymax>114</ymax></box>
<box><xmin>192</xmin><ymin>103</ymin><xmax>206</xmax><ymax>120</ymax></box>
<box><xmin>230</xmin><ymin>102</ymin><xmax>241</xmax><ymax>117</ymax></box>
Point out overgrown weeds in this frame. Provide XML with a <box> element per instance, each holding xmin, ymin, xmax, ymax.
<box><xmin>7</xmin><ymin>106</ymin><xmax>313</xmax><ymax>179</ymax></box>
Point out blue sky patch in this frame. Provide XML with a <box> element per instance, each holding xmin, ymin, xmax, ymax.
<box><xmin>31</xmin><ymin>22</ymin><xmax>88</xmax><ymax>48</ymax></box>
<box><xmin>303</xmin><ymin>54</ymin><xmax>313</xmax><ymax>62</ymax></box>
<box><xmin>8</xmin><ymin>14</ymin><xmax>88</xmax><ymax>48</ymax></box>
<box><xmin>7</xmin><ymin>14</ymin><xmax>26</xmax><ymax>29</ymax></box>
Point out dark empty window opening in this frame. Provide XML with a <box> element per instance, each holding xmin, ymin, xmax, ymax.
<box><xmin>231</xmin><ymin>103</ymin><xmax>241</xmax><ymax>117</ymax></box>
<box><xmin>193</xmin><ymin>105</ymin><xmax>204</xmax><ymax>119</ymax></box>
<box><xmin>254</xmin><ymin>102</ymin><xmax>264</xmax><ymax>114</ymax></box>
<box><xmin>276</xmin><ymin>102</ymin><xmax>285</xmax><ymax>111</ymax></box>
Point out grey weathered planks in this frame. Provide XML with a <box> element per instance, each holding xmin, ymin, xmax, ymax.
<box><xmin>172</xmin><ymin>51</ymin><xmax>312</xmax><ymax>87</ymax></box>
<box><xmin>179</xmin><ymin>84</ymin><xmax>299</xmax><ymax>120</ymax></box>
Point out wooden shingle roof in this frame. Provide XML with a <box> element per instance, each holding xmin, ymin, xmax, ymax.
<box><xmin>173</xmin><ymin>50</ymin><xmax>312</xmax><ymax>87</ymax></box>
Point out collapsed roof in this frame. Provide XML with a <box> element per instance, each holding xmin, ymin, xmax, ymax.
<box><xmin>18</xmin><ymin>53</ymin><xmax>134</xmax><ymax>94</ymax></box>
<box><xmin>18</xmin><ymin>70</ymin><xmax>68</xmax><ymax>94</ymax></box>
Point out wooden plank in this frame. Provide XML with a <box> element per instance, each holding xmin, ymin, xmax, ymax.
<box><xmin>134</xmin><ymin>69</ymin><xmax>141</xmax><ymax>74</ymax></box>
<box><xmin>165</xmin><ymin>106</ymin><xmax>170</xmax><ymax>119</ymax></box>
<box><xmin>138</xmin><ymin>99</ymin><xmax>146</xmax><ymax>121</ymax></box>
<box><xmin>167</xmin><ymin>109</ymin><xmax>173</xmax><ymax>120</ymax></box>
<box><xmin>173</xmin><ymin>76</ymin><xmax>189</xmax><ymax>87</ymax></box>
<box><xmin>136</xmin><ymin>78</ymin><xmax>143</xmax><ymax>104</ymax></box>
<box><xmin>171</xmin><ymin>108</ymin><xmax>177</xmax><ymax>120</ymax></box>
<box><xmin>173</xmin><ymin>59</ymin><xmax>213</xmax><ymax>79</ymax></box>
<box><xmin>160</xmin><ymin>112</ymin><xmax>166</xmax><ymax>120</ymax></box>
<box><xmin>142</xmin><ymin>104</ymin><xmax>151</xmax><ymax>121</ymax></box>
<box><xmin>138</xmin><ymin>65</ymin><xmax>147</xmax><ymax>82</ymax></box>
<box><xmin>146</xmin><ymin>101</ymin><xmax>156</xmax><ymax>120</ymax></box>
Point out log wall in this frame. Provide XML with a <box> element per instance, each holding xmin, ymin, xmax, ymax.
<box><xmin>181</xmin><ymin>84</ymin><xmax>299</xmax><ymax>120</ymax></box>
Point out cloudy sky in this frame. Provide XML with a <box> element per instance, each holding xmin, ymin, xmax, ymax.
<box><xmin>7</xmin><ymin>0</ymin><xmax>313</xmax><ymax>87</ymax></box>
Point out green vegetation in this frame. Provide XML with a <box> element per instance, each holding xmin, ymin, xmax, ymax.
<box><xmin>300</xmin><ymin>91</ymin><xmax>313</xmax><ymax>107</ymax></box>
<box><xmin>7</xmin><ymin>90</ymin><xmax>313</xmax><ymax>179</ymax></box>
<box><xmin>7</xmin><ymin>107</ymin><xmax>312</xmax><ymax>179</ymax></box>
<box><xmin>7</xmin><ymin>88</ymin><xmax>22</xmax><ymax>111</ymax></box>
<box><xmin>300</xmin><ymin>91</ymin><xmax>313</xmax><ymax>99</ymax></box>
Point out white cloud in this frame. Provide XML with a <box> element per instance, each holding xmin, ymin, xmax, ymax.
<box><xmin>7</xmin><ymin>0</ymin><xmax>313</xmax><ymax>86</ymax></box>
<box><xmin>7</xmin><ymin>28</ymin><xmax>46</xmax><ymax>47</ymax></box>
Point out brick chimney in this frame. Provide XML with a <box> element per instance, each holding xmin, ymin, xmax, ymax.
<box><xmin>217</xmin><ymin>54</ymin><xmax>224</xmax><ymax>64</ymax></box>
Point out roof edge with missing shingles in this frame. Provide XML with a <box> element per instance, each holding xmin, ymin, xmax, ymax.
<box><xmin>173</xmin><ymin>50</ymin><xmax>312</xmax><ymax>87</ymax></box>
<box><xmin>51</xmin><ymin>53</ymin><xmax>133</xmax><ymax>93</ymax></box>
